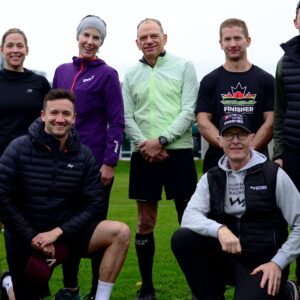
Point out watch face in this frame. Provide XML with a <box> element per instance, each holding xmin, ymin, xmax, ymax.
<box><xmin>159</xmin><ymin>136</ymin><xmax>168</xmax><ymax>146</ymax></box>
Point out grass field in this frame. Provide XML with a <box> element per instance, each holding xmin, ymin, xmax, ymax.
<box><xmin>0</xmin><ymin>160</ymin><xmax>296</xmax><ymax>299</ymax></box>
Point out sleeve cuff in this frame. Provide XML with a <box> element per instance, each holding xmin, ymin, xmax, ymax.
<box><xmin>209</xmin><ymin>223</ymin><xmax>224</xmax><ymax>238</ymax></box>
<box><xmin>271</xmin><ymin>253</ymin><xmax>288</xmax><ymax>270</ymax></box>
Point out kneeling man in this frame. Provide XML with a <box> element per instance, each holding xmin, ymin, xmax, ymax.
<box><xmin>172</xmin><ymin>113</ymin><xmax>300</xmax><ymax>300</ymax></box>
<box><xmin>0</xmin><ymin>89</ymin><xmax>130</xmax><ymax>300</ymax></box>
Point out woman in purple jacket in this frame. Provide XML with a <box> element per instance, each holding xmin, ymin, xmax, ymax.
<box><xmin>52</xmin><ymin>15</ymin><xmax>125</xmax><ymax>300</ymax></box>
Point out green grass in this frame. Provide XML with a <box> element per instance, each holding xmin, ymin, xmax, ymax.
<box><xmin>0</xmin><ymin>160</ymin><xmax>296</xmax><ymax>299</ymax></box>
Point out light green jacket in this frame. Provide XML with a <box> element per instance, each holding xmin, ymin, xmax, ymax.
<box><xmin>123</xmin><ymin>52</ymin><xmax>199</xmax><ymax>152</ymax></box>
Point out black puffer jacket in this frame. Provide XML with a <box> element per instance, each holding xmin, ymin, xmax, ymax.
<box><xmin>0</xmin><ymin>118</ymin><xmax>104</xmax><ymax>249</ymax></box>
<box><xmin>280</xmin><ymin>35</ymin><xmax>300</xmax><ymax>151</ymax></box>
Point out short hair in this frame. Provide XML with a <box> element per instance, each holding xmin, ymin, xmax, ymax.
<box><xmin>296</xmin><ymin>1</ymin><xmax>300</xmax><ymax>17</ymax></box>
<box><xmin>219</xmin><ymin>18</ymin><xmax>249</xmax><ymax>40</ymax></box>
<box><xmin>1</xmin><ymin>28</ymin><xmax>28</xmax><ymax>48</ymax></box>
<box><xmin>137</xmin><ymin>18</ymin><xmax>164</xmax><ymax>34</ymax></box>
<box><xmin>43</xmin><ymin>89</ymin><xmax>76</xmax><ymax>110</ymax></box>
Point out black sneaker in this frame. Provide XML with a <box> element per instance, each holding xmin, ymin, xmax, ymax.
<box><xmin>284</xmin><ymin>280</ymin><xmax>299</xmax><ymax>300</ymax></box>
<box><xmin>0</xmin><ymin>271</ymin><xmax>10</xmax><ymax>300</ymax></box>
<box><xmin>53</xmin><ymin>288</ymin><xmax>83</xmax><ymax>300</ymax></box>
<box><xmin>135</xmin><ymin>287</ymin><xmax>156</xmax><ymax>300</ymax></box>
<box><xmin>83</xmin><ymin>292</ymin><xmax>95</xmax><ymax>300</ymax></box>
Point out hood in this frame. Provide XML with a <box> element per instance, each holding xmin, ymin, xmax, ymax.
<box><xmin>72</xmin><ymin>56</ymin><xmax>106</xmax><ymax>68</ymax></box>
<box><xmin>218</xmin><ymin>149</ymin><xmax>267</xmax><ymax>173</ymax></box>
<box><xmin>0</xmin><ymin>68</ymin><xmax>34</xmax><ymax>81</ymax></box>
<box><xmin>28</xmin><ymin>118</ymin><xmax>80</xmax><ymax>153</ymax></box>
<box><xmin>280</xmin><ymin>35</ymin><xmax>300</xmax><ymax>63</ymax></box>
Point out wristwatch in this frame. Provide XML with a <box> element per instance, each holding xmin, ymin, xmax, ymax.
<box><xmin>158</xmin><ymin>136</ymin><xmax>169</xmax><ymax>146</ymax></box>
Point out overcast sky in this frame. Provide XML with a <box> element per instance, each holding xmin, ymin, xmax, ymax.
<box><xmin>1</xmin><ymin>0</ymin><xmax>298</xmax><ymax>82</ymax></box>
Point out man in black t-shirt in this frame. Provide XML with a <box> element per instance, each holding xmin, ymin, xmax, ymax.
<box><xmin>196</xmin><ymin>18</ymin><xmax>274</xmax><ymax>173</ymax></box>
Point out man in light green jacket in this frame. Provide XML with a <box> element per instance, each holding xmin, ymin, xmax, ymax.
<box><xmin>122</xmin><ymin>18</ymin><xmax>199</xmax><ymax>300</ymax></box>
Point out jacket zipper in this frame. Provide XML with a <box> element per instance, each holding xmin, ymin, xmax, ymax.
<box><xmin>70</xmin><ymin>62</ymin><xmax>85</xmax><ymax>92</ymax></box>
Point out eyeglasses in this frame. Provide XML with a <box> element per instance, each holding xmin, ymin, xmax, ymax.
<box><xmin>222</xmin><ymin>131</ymin><xmax>249</xmax><ymax>141</ymax></box>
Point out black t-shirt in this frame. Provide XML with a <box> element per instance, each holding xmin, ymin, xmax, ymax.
<box><xmin>195</xmin><ymin>65</ymin><xmax>274</xmax><ymax>133</ymax></box>
<box><xmin>0</xmin><ymin>68</ymin><xmax>51</xmax><ymax>155</ymax></box>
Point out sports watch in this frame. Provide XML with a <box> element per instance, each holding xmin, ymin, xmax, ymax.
<box><xmin>158</xmin><ymin>136</ymin><xmax>169</xmax><ymax>146</ymax></box>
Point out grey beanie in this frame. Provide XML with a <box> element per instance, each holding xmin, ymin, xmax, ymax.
<box><xmin>76</xmin><ymin>15</ymin><xmax>106</xmax><ymax>42</ymax></box>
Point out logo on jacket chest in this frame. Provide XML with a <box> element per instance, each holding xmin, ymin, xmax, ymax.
<box><xmin>249</xmin><ymin>185</ymin><xmax>268</xmax><ymax>190</ymax></box>
<box><xmin>82</xmin><ymin>75</ymin><xmax>95</xmax><ymax>83</ymax></box>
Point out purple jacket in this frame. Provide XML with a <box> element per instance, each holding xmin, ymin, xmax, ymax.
<box><xmin>53</xmin><ymin>56</ymin><xmax>125</xmax><ymax>167</ymax></box>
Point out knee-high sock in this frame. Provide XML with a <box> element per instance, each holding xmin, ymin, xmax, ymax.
<box><xmin>135</xmin><ymin>232</ymin><xmax>155</xmax><ymax>289</ymax></box>
<box><xmin>174</xmin><ymin>198</ymin><xmax>189</xmax><ymax>224</ymax></box>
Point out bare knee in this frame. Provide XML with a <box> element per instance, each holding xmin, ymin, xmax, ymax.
<box><xmin>115</xmin><ymin>222</ymin><xmax>131</xmax><ymax>247</ymax></box>
<box><xmin>137</xmin><ymin>216</ymin><xmax>156</xmax><ymax>234</ymax></box>
<box><xmin>137</xmin><ymin>201</ymin><xmax>157</xmax><ymax>234</ymax></box>
<box><xmin>88</xmin><ymin>221</ymin><xmax>130</xmax><ymax>254</ymax></box>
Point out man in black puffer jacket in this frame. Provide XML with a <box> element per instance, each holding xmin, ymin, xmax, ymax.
<box><xmin>0</xmin><ymin>89</ymin><xmax>130</xmax><ymax>300</ymax></box>
<box><xmin>273</xmin><ymin>1</ymin><xmax>300</xmax><ymax>287</ymax></box>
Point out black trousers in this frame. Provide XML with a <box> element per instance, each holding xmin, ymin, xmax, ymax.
<box><xmin>171</xmin><ymin>228</ymin><xmax>288</xmax><ymax>300</ymax></box>
<box><xmin>282</xmin><ymin>147</ymin><xmax>300</xmax><ymax>283</ymax></box>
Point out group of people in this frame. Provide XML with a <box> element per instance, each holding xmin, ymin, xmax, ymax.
<box><xmin>171</xmin><ymin>2</ymin><xmax>300</xmax><ymax>299</ymax></box>
<box><xmin>1</xmin><ymin>2</ymin><xmax>300</xmax><ymax>300</ymax></box>
<box><xmin>0</xmin><ymin>16</ymin><xmax>129</xmax><ymax>300</ymax></box>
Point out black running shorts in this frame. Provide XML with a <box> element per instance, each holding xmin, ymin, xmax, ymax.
<box><xmin>129</xmin><ymin>149</ymin><xmax>197</xmax><ymax>201</ymax></box>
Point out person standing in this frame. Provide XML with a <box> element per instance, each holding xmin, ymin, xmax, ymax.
<box><xmin>196</xmin><ymin>18</ymin><xmax>274</xmax><ymax>173</ymax></box>
<box><xmin>123</xmin><ymin>18</ymin><xmax>198</xmax><ymax>300</ymax></box>
<box><xmin>273</xmin><ymin>0</ymin><xmax>300</xmax><ymax>287</ymax></box>
<box><xmin>0</xmin><ymin>88</ymin><xmax>130</xmax><ymax>300</ymax></box>
<box><xmin>0</xmin><ymin>28</ymin><xmax>51</xmax><ymax>156</ymax></box>
<box><xmin>52</xmin><ymin>15</ymin><xmax>125</xmax><ymax>300</ymax></box>
<box><xmin>172</xmin><ymin>113</ymin><xmax>300</xmax><ymax>300</ymax></box>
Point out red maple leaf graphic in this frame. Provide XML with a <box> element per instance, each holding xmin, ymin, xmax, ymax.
<box><xmin>233</xmin><ymin>91</ymin><xmax>245</xmax><ymax>99</ymax></box>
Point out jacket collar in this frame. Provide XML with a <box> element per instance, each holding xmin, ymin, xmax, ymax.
<box><xmin>28</xmin><ymin>118</ymin><xmax>80</xmax><ymax>154</ymax></box>
<box><xmin>281</xmin><ymin>35</ymin><xmax>300</xmax><ymax>62</ymax></box>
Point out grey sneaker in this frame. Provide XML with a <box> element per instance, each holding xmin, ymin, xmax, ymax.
<box><xmin>284</xmin><ymin>280</ymin><xmax>299</xmax><ymax>300</ymax></box>
<box><xmin>54</xmin><ymin>288</ymin><xmax>83</xmax><ymax>300</ymax></box>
